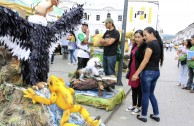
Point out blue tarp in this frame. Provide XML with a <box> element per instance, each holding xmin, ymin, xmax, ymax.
<box><xmin>35</xmin><ymin>84</ymin><xmax>106</xmax><ymax>126</ymax></box>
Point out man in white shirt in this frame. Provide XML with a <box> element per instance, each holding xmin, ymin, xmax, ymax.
<box><xmin>76</xmin><ymin>22</ymin><xmax>92</xmax><ymax>70</ymax></box>
<box><xmin>165</xmin><ymin>43</ymin><xmax>169</xmax><ymax>51</ymax></box>
<box><xmin>169</xmin><ymin>42</ymin><xmax>174</xmax><ymax>51</ymax></box>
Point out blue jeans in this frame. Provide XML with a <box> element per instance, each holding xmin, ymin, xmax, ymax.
<box><xmin>103</xmin><ymin>55</ymin><xmax>117</xmax><ymax>75</ymax></box>
<box><xmin>51</xmin><ymin>53</ymin><xmax>55</xmax><ymax>63</ymax></box>
<box><xmin>187</xmin><ymin>67</ymin><xmax>194</xmax><ymax>89</ymax></box>
<box><xmin>179</xmin><ymin>64</ymin><xmax>188</xmax><ymax>86</ymax></box>
<box><xmin>140</xmin><ymin>70</ymin><xmax>160</xmax><ymax>116</ymax></box>
<box><xmin>69</xmin><ymin>50</ymin><xmax>77</xmax><ymax>63</ymax></box>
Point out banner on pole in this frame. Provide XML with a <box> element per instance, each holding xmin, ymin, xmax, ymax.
<box><xmin>127</xmin><ymin>1</ymin><xmax>158</xmax><ymax>31</ymax></box>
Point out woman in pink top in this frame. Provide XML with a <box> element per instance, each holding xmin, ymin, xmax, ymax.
<box><xmin>125</xmin><ymin>30</ymin><xmax>147</xmax><ymax>114</ymax></box>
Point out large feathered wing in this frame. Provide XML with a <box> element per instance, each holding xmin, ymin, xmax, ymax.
<box><xmin>48</xmin><ymin>4</ymin><xmax>84</xmax><ymax>55</ymax></box>
<box><xmin>50</xmin><ymin>4</ymin><xmax>84</xmax><ymax>35</ymax></box>
<box><xmin>0</xmin><ymin>5</ymin><xmax>84</xmax><ymax>85</ymax></box>
<box><xmin>0</xmin><ymin>5</ymin><xmax>84</xmax><ymax>60</ymax></box>
<box><xmin>0</xmin><ymin>6</ymin><xmax>34</xmax><ymax>60</ymax></box>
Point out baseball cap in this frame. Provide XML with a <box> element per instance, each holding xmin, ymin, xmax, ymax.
<box><xmin>103</xmin><ymin>18</ymin><xmax>114</xmax><ymax>24</ymax></box>
<box><xmin>82</xmin><ymin>22</ymin><xmax>88</xmax><ymax>27</ymax></box>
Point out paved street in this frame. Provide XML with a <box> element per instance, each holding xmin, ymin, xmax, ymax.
<box><xmin>106</xmin><ymin>49</ymin><xmax>194</xmax><ymax>126</ymax></box>
<box><xmin>49</xmin><ymin>48</ymin><xmax>194</xmax><ymax>126</ymax></box>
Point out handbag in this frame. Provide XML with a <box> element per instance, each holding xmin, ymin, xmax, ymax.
<box><xmin>116</xmin><ymin>47</ymin><xmax>122</xmax><ymax>61</ymax></box>
<box><xmin>180</xmin><ymin>60</ymin><xmax>187</xmax><ymax>65</ymax></box>
<box><xmin>125</xmin><ymin>69</ymin><xmax>130</xmax><ymax>79</ymax></box>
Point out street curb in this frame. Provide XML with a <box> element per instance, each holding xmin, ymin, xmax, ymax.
<box><xmin>104</xmin><ymin>87</ymin><xmax>132</xmax><ymax>124</ymax></box>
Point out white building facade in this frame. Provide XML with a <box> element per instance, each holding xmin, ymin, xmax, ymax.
<box><xmin>174</xmin><ymin>23</ymin><xmax>194</xmax><ymax>44</ymax></box>
<box><xmin>82</xmin><ymin>7</ymin><xmax>123</xmax><ymax>35</ymax></box>
<box><xmin>58</xmin><ymin>0</ymin><xmax>159</xmax><ymax>35</ymax></box>
<box><xmin>58</xmin><ymin>0</ymin><xmax>123</xmax><ymax>35</ymax></box>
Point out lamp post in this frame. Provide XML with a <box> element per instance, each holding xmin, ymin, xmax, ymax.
<box><xmin>117</xmin><ymin>0</ymin><xmax>128</xmax><ymax>86</ymax></box>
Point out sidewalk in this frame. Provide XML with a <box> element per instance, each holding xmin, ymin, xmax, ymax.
<box><xmin>106</xmin><ymin>49</ymin><xmax>194</xmax><ymax>126</ymax></box>
<box><xmin>48</xmin><ymin>54</ymin><xmax>131</xmax><ymax>124</ymax></box>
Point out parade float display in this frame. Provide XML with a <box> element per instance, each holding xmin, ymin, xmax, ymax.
<box><xmin>0</xmin><ymin>1</ymin><xmax>131</xmax><ymax>125</ymax></box>
<box><xmin>0</xmin><ymin>1</ymin><xmax>84</xmax><ymax>86</ymax></box>
<box><xmin>69</xmin><ymin>58</ymin><xmax>126</xmax><ymax>111</ymax></box>
<box><xmin>23</xmin><ymin>75</ymin><xmax>101</xmax><ymax>126</ymax></box>
<box><xmin>0</xmin><ymin>0</ymin><xmax>106</xmax><ymax>125</ymax></box>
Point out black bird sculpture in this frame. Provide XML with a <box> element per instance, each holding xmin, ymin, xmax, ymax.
<box><xmin>0</xmin><ymin>5</ymin><xmax>84</xmax><ymax>85</ymax></box>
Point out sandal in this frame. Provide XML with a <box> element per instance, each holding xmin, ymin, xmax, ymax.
<box><xmin>150</xmin><ymin>114</ymin><xmax>160</xmax><ymax>122</ymax></box>
<box><xmin>137</xmin><ymin>115</ymin><xmax>147</xmax><ymax>122</ymax></box>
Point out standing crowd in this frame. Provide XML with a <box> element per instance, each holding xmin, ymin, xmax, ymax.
<box><xmin>51</xmin><ymin>17</ymin><xmax>167</xmax><ymax>123</ymax></box>
<box><xmin>51</xmin><ymin>18</ymin><xmax>120</xmax><ymax>77</ymax></box>
<box><xmin>176</xmin><ymin>36</ymin><xmax>194</xmax><ymax>93</ymax></box>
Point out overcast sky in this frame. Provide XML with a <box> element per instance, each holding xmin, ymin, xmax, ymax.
<box><xmin>159</xmin><ymin>0</ymin><xmax>194</xmax><ymax>34</ymax></box>
<box><xmin>76</xmin><ymin>0</ymin><xmax>194</xmax><ymax>35</ymax></box>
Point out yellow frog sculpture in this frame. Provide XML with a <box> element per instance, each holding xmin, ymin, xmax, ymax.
<box><xmin>23</xmin><ymin>75</ymin><xmax>101</xmax><ymax>126</ymax></box>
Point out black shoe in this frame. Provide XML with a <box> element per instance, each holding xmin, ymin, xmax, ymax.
<box><xmin>137</xmin><ymin>115</ymin><xmax>147</xmax><ymax>122</ymax></box>
<box><xmin>150</xmin><ymin>114</ymin><xmax>160</xmax><ymax>122</ymax></box>
<box><xmin>186</xmin><ymin>87</ymin><xmax>191</xmax><ymax>90</ymax></box>
<box><xmin>182</xmin><ymin>86</ymin><xmax>187</xmax><ymax>89</ymax></box>
<box><xmin>94</xmin><ymin>115</ymin><xmax>101</xmax><ymax>120</ymax></box>
<box><xmin>182</xmin><ymin>86</ymin><xmax>190</xmax><ymax>90</ymax></box>
<box><xmin>190</xmin><ymin>89</ymin><xmax>194</xmax><ymax>93</ymax></box>
<box><xmin>125</xmin><ymin>106</ymin><xmax>135</xmax><ymax>112</ymax></box>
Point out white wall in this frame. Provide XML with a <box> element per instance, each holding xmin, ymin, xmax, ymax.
<box><xmin>83</xmin><ymin>9</ymin><xmax>123</xmax><ymax>35</ymax></box>
<box><xmin>126</xmin><ymin>1</ymin><xmax>159</xmax><ymax>31</ymax></box>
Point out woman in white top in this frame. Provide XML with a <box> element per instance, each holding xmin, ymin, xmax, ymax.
<box><xmin>177</xmin><ymin>39</ymin><xmax>192</xmax><ymax>88</ymax></box>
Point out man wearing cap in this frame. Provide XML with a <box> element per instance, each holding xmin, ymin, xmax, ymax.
<box><xmin>76</xmin><ymin>22</ymin><xmax>92</xmax><ymax>70</ymax></box>
<box><xmin>100</xmin><ymin>18</ymin><xmax>120</xmax><ymax>76</ymax></box>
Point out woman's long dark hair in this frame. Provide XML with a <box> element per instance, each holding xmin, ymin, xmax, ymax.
<box><xmin>132</xmin><ymin>29</ymin><xmax>144</xmax><ymax>48</ymax></box>
<box><xmin>186</xmin><ymin>39</ymin><xmax>192</xmax><ymax>49</ymax></box>
<box><xmin>144</xmin><ymin>27</ymin><xmax>164</xmax><ymax>66</ymax></box>
<box><xmin>69</xmin><ymin>31</ymin><xmax>76</xmax><ymax>42</ymax></box>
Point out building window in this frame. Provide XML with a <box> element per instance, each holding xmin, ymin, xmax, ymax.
<box><xmin>95</xmin><ymin>29</ymin><xmax>99</xmax><ymax>34</ymax></box>
<box><xmin>88</xmin><ymin>15</ymin><xmax>90</xmax><ymax>20</ymax></box>
<box><xmin>96</xmin><ymin>15</ymin><xmax>100</xmax><ymax>21</ymax></box>
<box><xmin>84</xmin><ymin>13</ymin><xmax>87</xmax><ymax>20</ymax></box>
<box><xmin>107</xmin><ymin>13</ymin><xmax>111</xmax><ymax>18</ymax></box>
<box><xmin>118</xmin><ymin>15</ymin><xmax>122</xmax><ymax>21</ymax></box>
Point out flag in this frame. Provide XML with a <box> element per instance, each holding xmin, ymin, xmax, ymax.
<box><xmin>148</xmin><ymin>7</ymin><xmax>152</xmax><ymax>23</ymax></box>
<box><xmin>140</xmin><ymin>7</ymin><xmax>145</xmax><ymax>20</ymax></box>
<box><xmin>129</xmin><ymin>7</ymin><xmax>133</xmax><ymax>22</ymax></box>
